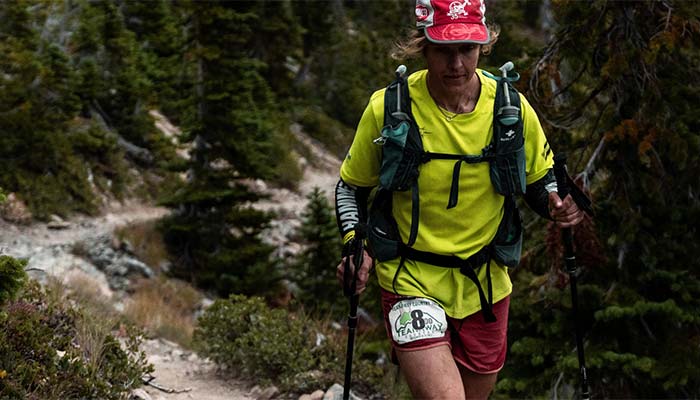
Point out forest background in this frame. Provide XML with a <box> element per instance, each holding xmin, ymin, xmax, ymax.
<box><xmin>1</xmin><ymin>0</ymin><xmax>699</xmax><ymax>399</ymax></box>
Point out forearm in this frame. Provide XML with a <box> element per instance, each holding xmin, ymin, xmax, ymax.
<box><xmin>524</xmin><ymin>169</ymin><xmax>557</xmax><ymax>220</ymax></box>
<box><xmin>334</xmin><ymin>178</ymin><xmax>372</xmax><ymax>244</ymax></box>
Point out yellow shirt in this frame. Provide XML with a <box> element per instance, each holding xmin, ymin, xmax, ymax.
<box><xmin>340</xmin><ymin>69</ymin><xmax>553</xmax><ymax>318</ymax></box>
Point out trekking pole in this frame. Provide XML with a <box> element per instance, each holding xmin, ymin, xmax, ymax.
<box><xmin>553</xmin><ymin>154</ymin><xmax>591</xmax><ymax>400</ymax></box>
<box><xmin>343</xmin><ymin>224</ymin><xmax>366</xmax><ymax>400</ymax></box>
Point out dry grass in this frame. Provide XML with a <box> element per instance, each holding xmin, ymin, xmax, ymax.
<box><xmin>75</xmin><ymin>310</ymin><xmax>116</xmax><ymax>376</ymax></box>
<box><xmin>114</xmin><ymin>220</ymin><xmax>169</xmax><ymax>273</ymax></box>
<box><xmin>45</xmin><ymin>274</ymin><xmax>120</xmax><ymax>383</ymax></box>
<box><xmin>63</xmin><ymin>272</ymin><xmax>115</xmax><ymax>316</ymax></box>
<box><xmin>123</xmin><ymin>277</ymin><xmax>202</xmax><ymax>347</ymax></box>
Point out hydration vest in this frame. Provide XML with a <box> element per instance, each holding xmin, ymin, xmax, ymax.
<box><xmin>366</xmin><ymin>64</ymin><xmax>525</xmax><ymax>322</ymax></box>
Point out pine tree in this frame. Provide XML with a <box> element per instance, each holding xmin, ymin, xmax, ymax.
<box><xmin>500</xmin><ymin>2</ymin><xmax>700</xmax><ymax>398</ymax></box>
<box><xmin>70</xmin><ymin>0</ymin><xmax>161</xmax><ymax>160</ymax></box>
<box><xmin>159</xmin><ymin>1</ymin><xmax>300</xmax><ymax>297</ymax></box>
<box><xmin>121</xmin><ymin>0</ymin><xmax>185</xmax><ymax>123</ymax></box>
<box><xmin>0</xmin><ymin>0</ymin><xmax>98</xmax><ymax>218</ymax></box>
<box><xmin>293</xmin><ymin>187</ymin><xmax>343</xmax><ymax>316</ymax></box>
<box><xmin>292</xmin><ymin>0</ymin><xmax>415</xmax><ymax>128</ymax></box>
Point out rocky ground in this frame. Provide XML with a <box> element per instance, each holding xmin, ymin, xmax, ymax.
<box><xmin>0</xmin><ymin>126</ymin><xmax>349</xmax><ymax>400</ymax></box>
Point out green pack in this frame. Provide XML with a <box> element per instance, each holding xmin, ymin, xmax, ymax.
<box><xmin>368</xmin><ymin>63</ymin><xmax>526</xmax><ymax>269</ymax></box>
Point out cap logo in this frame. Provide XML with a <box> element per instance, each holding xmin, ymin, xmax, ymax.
<box><xmin>416</xmin><ymin>0</ymin><xmax>488</xmax><ymax>44</ymax></box>
<box><xmin>448</xmin><ymin>0</ymin><xmax>471</xmax><ymax>20</ymax></box>
<box><xmin>416</xmin><ymin>4</ymin><xmax>429</xmax><ymax>21</ymax></box>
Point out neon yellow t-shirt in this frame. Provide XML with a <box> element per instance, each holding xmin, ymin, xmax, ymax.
<box><xmin>340</xmin><ymin>69</ymin><xmax>553</xmax><ymax>318</ymax></box>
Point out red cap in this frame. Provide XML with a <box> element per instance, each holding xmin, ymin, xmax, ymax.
<box><xmin>416</xmin><ymin>0</ymin><xmax>490</xmax><ymax>44</ymax></box>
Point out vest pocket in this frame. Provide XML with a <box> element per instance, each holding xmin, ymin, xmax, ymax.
<box><xmin>367</xmin><ymin>225</ymin><xmax>400</xmax><ymax>262</ymax></box>
<box><xmin>492</xmin><ymin>197</ymin><xmax>523</xmax><ymax>268</ymax></box>
<box><xmin>367</xmin><ymin>190</ymin><xmax>401</xmax><ymax>262</ymax></box>
<box><xmin>379</xmin><ymin>121</ymin><xmax>421</xmax><ymax>192</ymax></box>
<box><xmin>489</xmin><ymin>145</ymin><xmax>526</xmax><ymax>196</ymax></box>
<box><xmin>379</xmin><ymin>122</ymin><xmax>408</xmax><ymax>190</ymax></box>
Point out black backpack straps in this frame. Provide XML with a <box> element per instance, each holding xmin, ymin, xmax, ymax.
<box><xmin>446</xmin><ymin>153</ymin><xmax>491</xmax><ymax>209</ymax></box>
<box><xmin>379</xmin><ymin>67</ymin><xmax>423</xmax><ymax>247</ymax></box>
<box><xmin>407</xmin><ymin>180</ymin><xmax>419</xmax><ymax>246</ymax></box>
<box><xmin>420</xmin><ymin>151</ymin><xmax>492</xmax><ymax>209</ymax></box>
<box><xmin>397</xmin><ymin>243</ymin><xmax>497</xmax><ymax>322</ymax></box>
<box><xmin>489</xmin><ymin>67</ymin><xmax>526</xmax><ymax>196</ymax></box>
<box><xmin>459</xmin><ymin>256</ymin><xmax>497</xmax><ymax>322</ymax></box>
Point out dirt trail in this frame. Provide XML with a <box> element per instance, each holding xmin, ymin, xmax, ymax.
<box><xmin>0</xmin><ymin>202</ymin><xmax>260</xmax><ymax>400</ymax></box>
<box><xmin>138</xmin><ymin>339</ymin><xmax>254</xmax><ymax>400</ymax></box>
<box><xmin>0</xmin><ymin>128</ymin><xmax>343</xmax><ymax>400</ymax></box>
<box><xmin>0</xmin><ymin>200</ymin><xmax>161</xmax><ymax>247</ymax></box>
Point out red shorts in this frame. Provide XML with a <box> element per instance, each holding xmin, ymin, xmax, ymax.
<box><xmin>381</xmin><ymin>288</ymin><xmax>510</xmax><ymax>374</ymax></box>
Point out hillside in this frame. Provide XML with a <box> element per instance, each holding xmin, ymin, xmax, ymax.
<box><xmin>0</xmin><ymin>116</ymin><xmax>343</xmax><ymax>399</ymax></box>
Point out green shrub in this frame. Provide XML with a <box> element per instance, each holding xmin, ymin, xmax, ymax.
<box><xmin>193</xmin><ymin>295</ymin><xmax>315</xmax><ymax>389</ymax></box>
<box><xmin>0</xmin><ymin>281</ymin><xmax>152</xmax><ymax>399</ymax></box>
<box><xmin>193</xmin><ymin>294</ymin><xmax>392</xmax><ymax>397</ymax></box>
<box><xmin>0</xmin><ymin>256</ymin><xmax>27</xmax><ymax>307</ymax></box>
<box><xmin>291</xmin><ymin>187</ymin><xmax>345</xmax><ymax>318</ymax></box>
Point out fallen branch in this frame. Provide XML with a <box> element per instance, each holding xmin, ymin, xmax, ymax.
<box><xmin>89</xmin><ymin>102</ymin><xmax>154</xmax><ymax>165</ymax></box>
<box><xmin>142</xmin><ymin>375</ymin><xmax>192</xmax><ymax>394</ymax></box>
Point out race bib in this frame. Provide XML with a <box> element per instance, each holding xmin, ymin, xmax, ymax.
<box><xmin>388</xmin><ymin>298</ymin><xmax>448</xmax><ymax>344</ymax></box>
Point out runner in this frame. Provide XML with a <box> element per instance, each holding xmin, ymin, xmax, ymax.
<box><xmin>334</xmin><ymin>0</ymin><xmax>583</xmax><ymax>398</ymax></box>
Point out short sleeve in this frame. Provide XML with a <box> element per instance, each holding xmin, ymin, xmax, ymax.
<box><xmin>521</xmin><ymin>95</ymin><xmax>554</xmax><ymax>184</ymax></box>
<box><xmin>339</xmin><ymin>90</ymin><xmax>385</xmax><ymax>187</ymax></box>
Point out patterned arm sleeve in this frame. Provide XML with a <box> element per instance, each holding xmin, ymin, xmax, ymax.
<box><xmin>335</xmin><ymin>178</ymin><xmax>373</xmax><ymax>244</ymax></box>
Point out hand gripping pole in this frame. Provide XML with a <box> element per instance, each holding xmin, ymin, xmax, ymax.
<box><xmin>553</xmin><ymin>154</ymin><xmax>591</xmax><ymax>400</ymax></box>
<box><xmin>343</xmin><ymin>224</ymin><xmax>366</xmax><ymax>400</ymax></box>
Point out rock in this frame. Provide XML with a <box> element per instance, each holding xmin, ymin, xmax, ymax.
<box><xmin>0</xmin><ymin>192</ymin><xmax>32</xmax><ymax>224</ymax></box>
<box><xmin>299</xmin><ymin>390</ymin><xmax>325</xmax><ymax>400</ymax></box>
<box><xmin>323</xmin><ymin>383</ymin><xmax>361</xmax><ymax>400</ymax></box>
<box><xmin>47</xmin><ymin>214</ymin><xmax>71</xmax><ymax>230</ymax></box>
<box><xmin>123</xmin><ymin>257</ymin><xmax>155</xmax><ymax>277</ymax></box>
<box><xmin>299</xmin><ymin>389</ymin><xmax>325</xmax><ymax>400</ymax></box>
<box><xmin>79</xmin><ymin>234</ymin><xmax>155</xmax><ymax>290</ymax></box>
<box><xmin>250</xmin><ymin>385</ymin><xmax>279</xmax><ymax>400</ymax></box>
<box><xmin>310</xmin><ymin>390</ymin><xmax>325</xmax><ymax>400</ymax></box>
<box><xmin>130</xmin><ymin>388</ymin><xmax>152</xmax><ymax>400</ymax></box>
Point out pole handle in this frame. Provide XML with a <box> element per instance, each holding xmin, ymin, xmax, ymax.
<box><xmin>553</xmin><ymin>153</ymin><xmax>570</xmax><ymax>200</ymax></box>
<box><xmin>343</xmin><ymin>224</ymin><xmax>366</xmax><ymax>400</ymax></box>
<box><xmin>343</xmin><ymin>224</ymin><xmax>366</xmax><ymax>298</ymax></box>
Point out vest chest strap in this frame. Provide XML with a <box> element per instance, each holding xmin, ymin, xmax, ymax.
<box><xmin>396</xmin><ymin>243</ymin><xmax>497</xmax><ymax>322</ymax></box>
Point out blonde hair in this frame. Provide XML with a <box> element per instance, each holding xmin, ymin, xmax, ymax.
<box><xmin>391</xmin><ymin>25</ymin><xmax>501</xmax><ymax>60</ymax></box>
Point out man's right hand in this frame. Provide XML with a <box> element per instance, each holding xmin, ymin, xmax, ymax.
<box><xmin>336</xmin><ymin>249</ymin><xmax>373</xmax><ymax>295</ymax></box>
